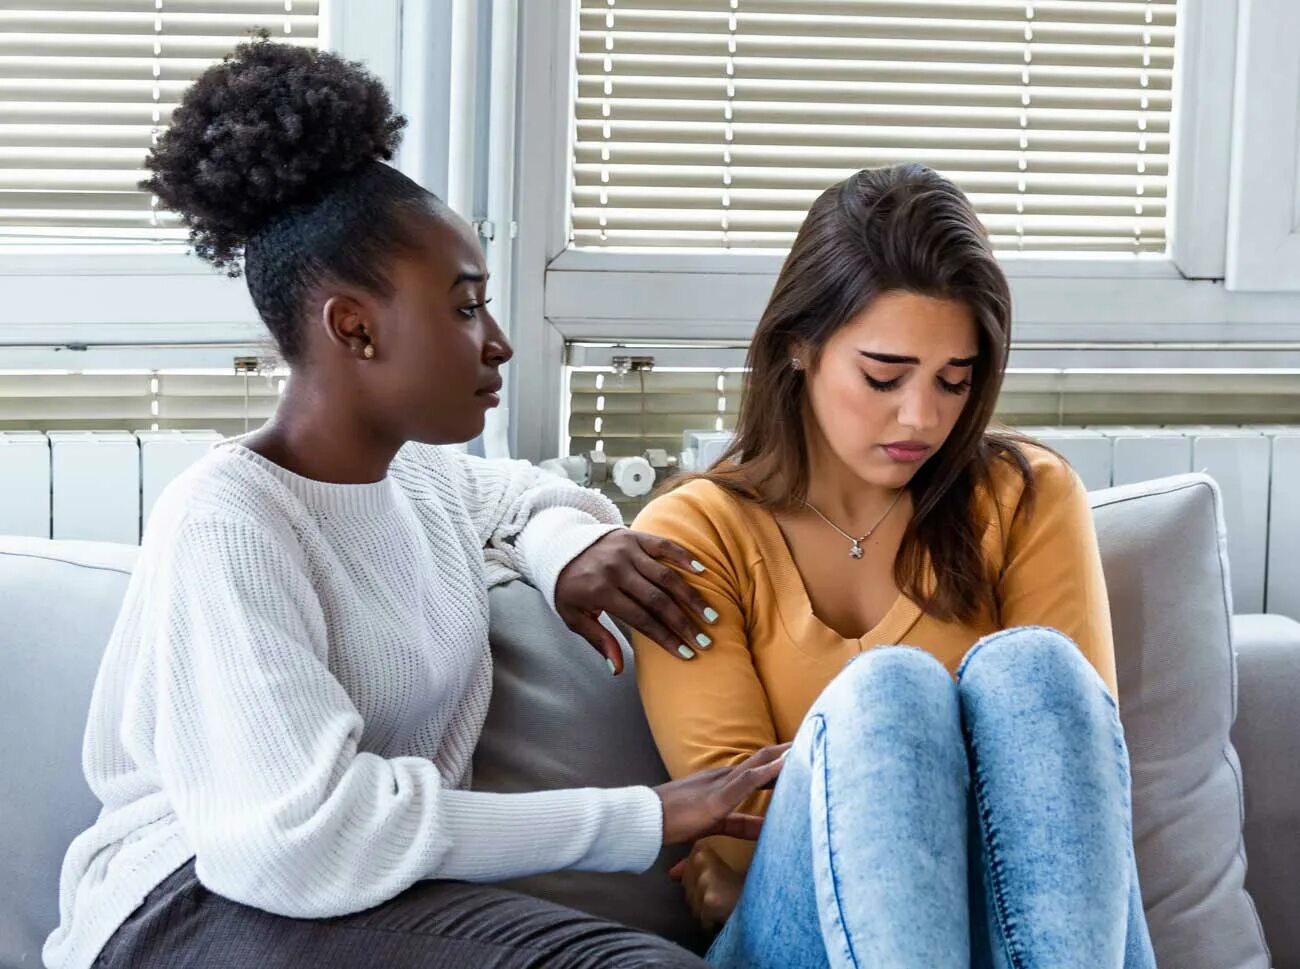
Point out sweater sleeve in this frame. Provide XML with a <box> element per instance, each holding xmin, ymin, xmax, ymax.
<box><xmin>996</xmin><ymin>451</ymin><xmax>1119</xmax><ymax>696</ymax></box>
<box><xmin>140</xmin><ymin>512</ymin><xmax>662</xmax><ymax>919</ymax></box>
<box><xmin>390</xmin><ymin>444</ymin><xmax>624</xmax><ymax>608</ymax></box>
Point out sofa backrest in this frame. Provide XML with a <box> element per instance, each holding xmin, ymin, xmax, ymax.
<box><xmin>0</xmin><ymin>538</ymin><xmax>136</xmax><ymax>969</ymax></box>
<box><xmin>1091</xmin><ymin>475</ymin><xmax>1268</xmax><ymax>969</ymax></box>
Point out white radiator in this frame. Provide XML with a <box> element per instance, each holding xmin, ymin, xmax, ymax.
<box><xmin>1027</xmin><ymin>426</ymin><xmax>1300</xmax><ymax>617</ymax></box>
<box><xmin>0</xmin><ymin>429</ymin><xmax>222</xmax><ymax>545</ymax></box>
<box><xmin>0</xmin><ymin>431</ymin><xmax>51</xmax><ymax>539</ymax></box>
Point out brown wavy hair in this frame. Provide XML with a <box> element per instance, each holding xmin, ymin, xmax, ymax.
<box><xmin>679</xmin><ymin>164</ymin><xmax>1034</xmax><ymax>623</ymax></box>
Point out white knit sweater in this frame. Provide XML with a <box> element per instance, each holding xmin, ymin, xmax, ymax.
<box><xmin>43</xmin><ymin>442</ymin><xmax>663</xmax><ymax>969</ymax></box>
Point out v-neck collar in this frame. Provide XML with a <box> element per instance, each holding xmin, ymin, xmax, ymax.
<box><xmin>740</xmin><ymin>497</ymin><xmax>924</xmax><ymax>651</ymax></box>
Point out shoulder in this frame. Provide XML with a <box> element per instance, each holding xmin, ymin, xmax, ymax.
<box><xmin>636</xmin><ymin>477</ymin><xmax>748</xmax><ymax>538</ymax></box>
<box><xmin>146</xmin><ymin>445</ymin><xmax>310</xmax><ymax>549</ymax></box>
<box><xmin>979</xmin><ymin>439</ymin><xmax>1090</xmax><ymax>552</ymax></box>
<box><xmin>984</xmin><ymin>439</ymin><xmax>1082</xmax><ymax>513</ymax></box>
<box><xmin>634</xmin><ymin>478</ymin><xmax>760</xmax><ymax>579</ymax></box>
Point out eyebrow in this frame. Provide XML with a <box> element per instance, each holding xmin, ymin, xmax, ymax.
<box><xmin>859</xmin><ymin>351</ymin><xmax>978</xmax><ymax>367</ymax></box>
<box><xmin>449</xmin><ymin>270</ymin><xmax>488</xmax><ymax>291</ymax></box>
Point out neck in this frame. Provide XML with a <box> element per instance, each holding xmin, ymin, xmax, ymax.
<box><xmin>243</xmin><ymin>374</ymin><xmax>401</xmax><ymax>485</ymax></box>
<box><xmin>801</xmin><ymin>419</ymin><xmax>904</xmax><ymax>531</ymax></box>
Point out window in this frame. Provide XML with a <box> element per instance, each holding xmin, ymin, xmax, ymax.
<box><xmin>508</xmin><ymin>0</ymin><xmax>1300</xmax><ymax>463</ymax></box>
<box><xmin>571</xmin><ymin>0</ymin><xmax>1176</xmax><ymax>253</ymax></box>
<box><xmin>0</xmin><ymin>1</ymin><xmax>320</xmax><ymax>246</ymax></box>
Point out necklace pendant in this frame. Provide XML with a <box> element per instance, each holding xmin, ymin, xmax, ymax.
<box><xmin>849</xmin><ymin>540</ymin><xmax>864</xmax><ymax>560</ymax></box>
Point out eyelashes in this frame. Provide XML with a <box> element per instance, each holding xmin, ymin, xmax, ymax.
<box><xmin>865</xmin><ymin>374</ymin><xmax>972</xmax><ymax>396</ymax></box>
<box><xmin>459</xmin><ymin>297</ymin><xmax>494</xmax><ymax>319</ymax></box>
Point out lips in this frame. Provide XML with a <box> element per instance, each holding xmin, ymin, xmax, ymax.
<box><xmin>881</xmin><ymin>441</ymin><xmax>931</xmax><ymax>462</ymax></box>
<box><xmin>476</xmin><ymin>378</ymin><xmax>503</xmax><ymax>396</ymax></box>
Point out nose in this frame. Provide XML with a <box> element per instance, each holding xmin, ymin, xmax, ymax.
<box><xmin>483</xmin><ymin>310</ymin><xmax>513</xmax><ymax>366</ymax></box>
<box><xmin>896</xmin><ymin>382</ymin><xmax>941</xmax><ymax>433</ymax></box>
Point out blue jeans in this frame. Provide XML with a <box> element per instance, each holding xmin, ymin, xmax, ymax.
<box><xmin>706</xmin><ymin>627</ymin><xmax>1156</xmax><ymax>969</ymax></box>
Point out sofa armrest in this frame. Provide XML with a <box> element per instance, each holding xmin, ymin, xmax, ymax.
<box><xmin>1231</xmin><ymin>615</ymin><xmax>1300</xmax><ymax>969</ymax></box>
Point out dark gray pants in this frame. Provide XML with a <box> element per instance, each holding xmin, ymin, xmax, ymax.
<box><xmin>93</xmin><ymin>861</ymin><xmax>707</xmax><ymax>968</ymax></box>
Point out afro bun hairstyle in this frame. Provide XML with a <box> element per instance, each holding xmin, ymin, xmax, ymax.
<box><xmin>142</xmin><ymin>37</ymin><xmax>445</xmax><ymax>363</ymax></box>
<box><xmin>143</xmin><ymin>35</ymin><xmax>407</xmax><ymax>273</ymax></box>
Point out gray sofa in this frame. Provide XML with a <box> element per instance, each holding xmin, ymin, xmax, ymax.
<box><xmin>3</xmin><ymin>473</ymin><xmax>1298</xmax><ymax>969</ymax></box>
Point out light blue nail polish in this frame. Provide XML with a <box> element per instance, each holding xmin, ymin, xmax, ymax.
<box><xmin>695</xmin><ymin>633</ymin><xmax>712</xmax><ymax>649</ymax></box>
<box><xmin>691</xmin><ymin>560</ymin><xmax>707</xmax><ymax>573</ymax></box>
<box><xmin>606</xmin><ymin>658</ymin><xmax>617</xmax><ymax>676</ymax></box>
<box><xmin>703</xmin><ymin>607</ymin><xmax>720</xmax><ymax>624</ymax></box>
<box><xmin>677</xmin><ymin>644</ymin><xmax>696</xmax><ymax>660</ymax></box>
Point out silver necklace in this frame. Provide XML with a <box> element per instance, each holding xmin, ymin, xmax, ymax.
<box><xmin>804</xmin><ymin>489</ymin><xmax>905</xmax><ymax>560</ymax></box>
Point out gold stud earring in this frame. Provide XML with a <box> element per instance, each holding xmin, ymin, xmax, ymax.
<box><xmin>362</xmin><ymin>344</ymin><xmax>375</xmax><ymax>359</ymax></box>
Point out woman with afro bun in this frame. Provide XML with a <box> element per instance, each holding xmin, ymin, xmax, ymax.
<box><xmin>43</xmin><ymin>39</ymin><xmax>782</xmax><ymax>969</ymax></box>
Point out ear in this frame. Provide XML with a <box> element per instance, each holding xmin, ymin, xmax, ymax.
<box><xmin>320</xmin><ymin>294</ymin><xmax>378</xmax><ymax>359</ymax></box>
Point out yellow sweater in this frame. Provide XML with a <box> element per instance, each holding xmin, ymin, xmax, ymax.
<box><xmin>630</xmin><ymin>446</ymin><xmax>1115</xmax><ymax>865</ymax></box>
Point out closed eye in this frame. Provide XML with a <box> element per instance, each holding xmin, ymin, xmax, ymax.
<box><xmin>865</xmin><ymin>373</ymin><xmax>972</xmax><ymax>395</ymax></box>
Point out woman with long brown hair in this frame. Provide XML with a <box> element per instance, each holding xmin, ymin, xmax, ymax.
<box><xmin>632</xmin><ymin>165</ymin><xmax>1155</xmax><ymax>968</ymax></box>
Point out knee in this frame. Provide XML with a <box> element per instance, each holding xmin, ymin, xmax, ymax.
<box><xmin>957</xmin><ymin>626</ymin><xmax>1111</xmax><ymax>717</ymax></box>
<box><xmin>810</xmin><ymin>644</ymin><xmax>956</xmax><ymax>726</ymax></box>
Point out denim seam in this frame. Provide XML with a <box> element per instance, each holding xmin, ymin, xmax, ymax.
<box><xmin>813</xmin><ymin>715</ymin><xmax>861</xmax><ymax>969</ymax></box>
<box><xmin>966</xmin><ymin>730</ymin><xmax>1028</xmax><ymax>969</ymax></box>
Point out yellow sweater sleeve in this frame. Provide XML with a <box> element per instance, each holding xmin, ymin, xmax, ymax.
<box><xmin>630</xmin><ymin>484</ymin><xmax>776</xmax><ymax>871</ymax></box>
<box><xmin>996</xmin><ymin>451</ymin><xmax>1118</xmax><ymax>696</ymax></box>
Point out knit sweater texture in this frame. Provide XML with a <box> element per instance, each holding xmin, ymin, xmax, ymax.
<box><xmin>43</xmin><ymin>441</ymin><xmax>663</xmax><ymax>969</ymax></box>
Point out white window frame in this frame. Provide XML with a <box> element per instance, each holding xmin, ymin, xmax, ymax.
<box><xmin>0</xmin><ymin>0</ymin><xmax>411</xmax><ymax>370</ymax></box>
<box><xmin>1226</xmin><ymin>0</ymin><xmax>1300</xmax><ymax>290</ymax></box>
<box><xmin>510</xmin><ymin>0</ymin><xmax>1300</xmax><ymax>462</ymax></box>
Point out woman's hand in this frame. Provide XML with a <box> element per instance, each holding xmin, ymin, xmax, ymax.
<box><xmin>654</xmin><ymin>743</ymin><xmax>789</xmax><ymax>845</ymax></box>
<box><xmin>554</xmin><ymin>529</ymin><xmax>718</xmax><ymax>674</ymax></box>
<box><xmin>669</xmin><ymin>844</ymin><xmax>746</xmax><ymax>931</ymax></box>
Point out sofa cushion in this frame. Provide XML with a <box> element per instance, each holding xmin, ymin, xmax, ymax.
<box><xmin>1232</xmin><ymin>613</ymin><xmax>1300</xmax><ymax>969</ymax></box>
<box><xmin>1090</xmin><ymin>475</ymin><xmax>1269</xmax><ymax>969</ymax></box>
<box><xmin>0</xmin><ymin>537</ymin><xmax>138</xmax><ymax>969</ymax></box>
<box><xmin>473</xmin><ymin>580</ymin><xmax>707</xmax><ymax>952</ymax></box>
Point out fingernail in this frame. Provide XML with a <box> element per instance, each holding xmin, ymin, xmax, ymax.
<box><xmin>606</xmin><ymin>658</ymin><xmax>617</xmax><ymax>676</ymax></box>
<box><xmin>677</xmin><ymin>644</ymin><xmax>696</xmax><ymax>660</ymax></box>
<box><xmin>695</xmin><ymin>633</ymin><xmax>712</xmax><ymax>649</ymax></box>
<box><xmin>703</xmin><ymin>607</ymin><xmax>720</xmax><ymax>624</ymax></box>
<box><xmin>691</xmin><ymin>560</ymin><xmax>707</xmax><ymax>573</ymax></box>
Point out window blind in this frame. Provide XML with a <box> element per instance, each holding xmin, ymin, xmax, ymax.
<box><xmin>572</xmin><ymin>0</ymin><xmax>1177</xmax><ymax>252</ymax></box>
<box><xmin>0</xmin><ymin>0</ymin><xmax>320</xmax><ymax>244</ymax></box>
<box><xmin>0</xmin><ymin>370</ymin><xmax>283</xmax><ymax>434</ymax></box>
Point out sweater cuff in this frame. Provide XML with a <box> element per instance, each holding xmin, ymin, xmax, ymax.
<box><xmin>435</xmin><ymin>784</ymin><xmax>664</xmax><ymax>879</ymax></box>
<box><xmin>605</xmin><ymin>785</ymin><xmax>666</xmax><ymax>873</ymax></box>
<box><xmin>516</xmin><ymin>507</ymin><xmax>623</xmax><ymax>610</ymax></box>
